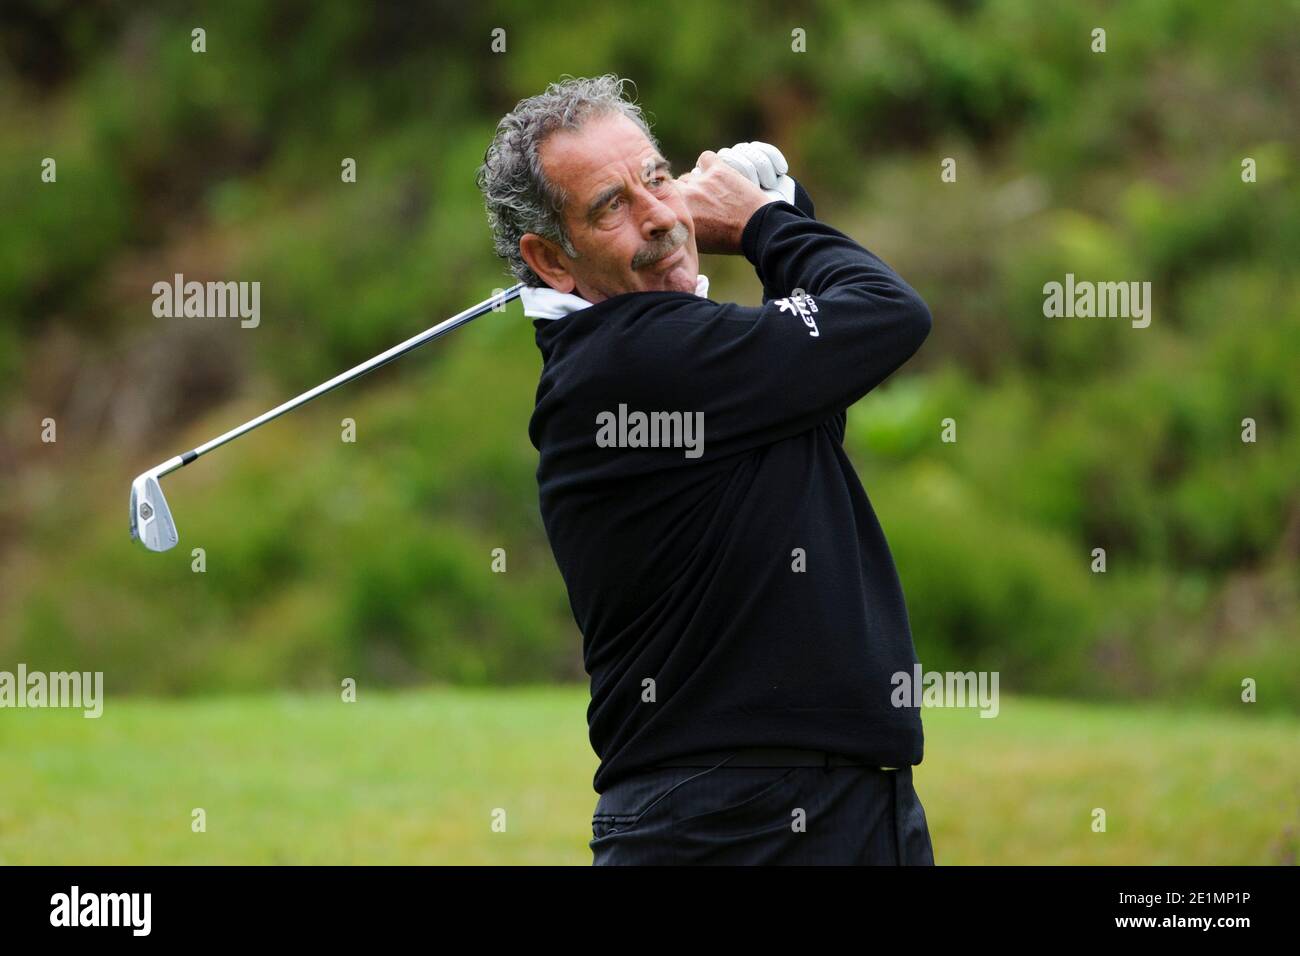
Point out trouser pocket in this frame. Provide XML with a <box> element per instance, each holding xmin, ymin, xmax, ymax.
<box><xmin>892</xmin><ymin>766</ymin><xmax>936</xmax><ymax>865</ymax></box>
<box><xmin>591</xmin><ymin>767</ymin><xmax>704</xmax><ymax>840</ymax></box>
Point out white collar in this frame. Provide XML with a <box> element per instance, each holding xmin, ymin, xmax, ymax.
<box><xmin>522</xmin><ymin>274</ymin><xmax>710</xmax><ymax>320</ymax></box>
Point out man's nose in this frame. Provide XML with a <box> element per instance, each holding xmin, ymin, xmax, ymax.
<box><xmin>639</xmin><ymin>190</ymin><xmax>678</xmax><ymax>238</ymax></box>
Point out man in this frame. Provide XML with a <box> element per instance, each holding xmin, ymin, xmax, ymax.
<box><xmin>477</xmin><ymin>75</ymin><xmax>935</xmax><ymax>865</ymax></box>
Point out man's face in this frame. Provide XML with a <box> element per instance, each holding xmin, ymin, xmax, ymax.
<box><xmin>524</xmin><ymin>112</ymin><xmax>699</xmax><ymax>302</ymax></box>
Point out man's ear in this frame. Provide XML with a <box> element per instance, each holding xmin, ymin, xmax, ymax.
<box><xmin>520</xmin><ymin>234</ymin><xmax>577</xmax><ymax>294</ymax></box>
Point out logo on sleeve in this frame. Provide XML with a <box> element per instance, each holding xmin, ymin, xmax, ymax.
<box><xmin>775</xmin><ymin>289</ymin><xmax>819</xmax><ymax>337</ymax></box>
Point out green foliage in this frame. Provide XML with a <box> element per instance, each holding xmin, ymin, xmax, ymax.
<box><xmin>1</xmin><ymin>0</ymin><xmax>1297</xmax><ymax>708</ymax></box>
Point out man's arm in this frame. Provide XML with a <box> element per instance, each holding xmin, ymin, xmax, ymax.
<box><xmin>756</xmin><ymin>179</ymin><xmax>815</xmax><ymax>305</ymax></box>
<box><xmin>618</xmin><ymin>156</ymin><xmax>929</xmax><ymax>460</ymax></box>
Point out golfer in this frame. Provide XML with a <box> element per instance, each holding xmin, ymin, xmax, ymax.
<box><xmin>477</xmin><ymin>75</ymin><xmax>935</xmax><ymax>865</ymax></box>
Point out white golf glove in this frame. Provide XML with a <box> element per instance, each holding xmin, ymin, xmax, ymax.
<box><xmin>717</xmin><ymin>141</ymin><xmax>796</xmax><ymax>205</ymax></box>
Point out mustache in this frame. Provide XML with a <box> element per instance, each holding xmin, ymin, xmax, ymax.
<box><xmin>631</xmin><ymin>221</ymin><xmax>690</xmax><ymax>270</ymax></box>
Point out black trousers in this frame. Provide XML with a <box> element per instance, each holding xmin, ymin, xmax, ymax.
<box><xmin>590</xmin><ymin>750</ymin><xmax>935</xmax><ymax>865</ymax></box>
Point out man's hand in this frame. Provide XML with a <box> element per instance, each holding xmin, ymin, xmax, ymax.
<box><xmin>717</xmin><ymin>142</ymin><xmax>797</xmax><ymax>205</ymax></box>
<box><xmin>675</xmin><ymin>151</ymin><xmax>775</xmax><ymax>255</ymax></box>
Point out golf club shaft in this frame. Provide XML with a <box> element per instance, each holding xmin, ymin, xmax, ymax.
<box><xmin>150</xmin><ymin>283</ymin><xmax>523</xmax><ymax>478</ymax></box>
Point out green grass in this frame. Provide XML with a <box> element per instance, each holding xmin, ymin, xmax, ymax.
<box><xmin>0</xmin><ymin>688</ymin><xmax>1295</xmax><ymax>864</ymax></box>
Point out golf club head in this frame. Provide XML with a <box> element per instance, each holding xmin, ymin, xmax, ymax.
<box><xmin>130</xmin><ymin>472</ymin><xmax>179</xmax><ymax>552</ymax></box>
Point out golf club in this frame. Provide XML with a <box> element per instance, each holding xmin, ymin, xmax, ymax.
<box><xmin>130</xmin><ymin>283</ymin><xmax>524</xmax><ymax>552</ymax></box>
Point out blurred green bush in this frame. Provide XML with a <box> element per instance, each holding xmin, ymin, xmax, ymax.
<box><xmin>1</xmin><ymin>0</ymin><xmax>1296</xmax><ymax>710</ymax></box>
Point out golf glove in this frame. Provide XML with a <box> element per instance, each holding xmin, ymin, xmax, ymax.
<box><xmin>717</xmin><ymin>141</ymin><xmax>797</xmax><ymax>205</ymax></box>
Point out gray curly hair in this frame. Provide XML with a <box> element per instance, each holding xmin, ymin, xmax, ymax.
<box><xmin>476</xmin><ymin>74</ymin><xmax>660</xmax><ymax>287</ymax></box>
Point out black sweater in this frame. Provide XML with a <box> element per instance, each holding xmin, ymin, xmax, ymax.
<box><xmin>528</xmin><ymin>189</ymin><xmax>932</xmax><ymax>793</ymax></box>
